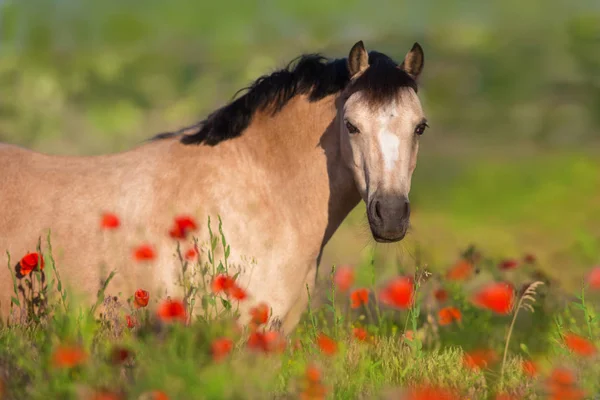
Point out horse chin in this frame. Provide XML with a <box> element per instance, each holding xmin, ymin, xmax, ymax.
<box><xmin>372</xmin><ymin>232</ymin><xmax>406</xmax><ymax>243</ymax></box>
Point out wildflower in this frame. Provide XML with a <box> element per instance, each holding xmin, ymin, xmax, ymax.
<box><xmin>211</xmin><ymin>337</ymin><xmax>234</xmax><ymax>362</ymax></box>
<box><xmin>350</xmin><ymin>288</ymin><xmax>369</xmax><ymax>309</ymax></box>
<box><xmin>125</xmin><ymin>314</ymin><xmax>137</xmax><ymax>329</ymax></box>
<box><xmin>19</xmin><ymin>252</ymin><xmax>44</xmax><ymax>276</ymax></box>
<box><xmin>463</xmin><ymin>349</ymin><xmax>498</xmax><ymax>370</ymax></box>
<box><xmin>134</xmin><ymin>289</ymin><xmax>149</xmax><ymax>308</ymax></box>
<box><xmin>471</xmin><ymin>282</ymin><xmax>514</xmax><ymax>314</ymax></box>
<box><xmin>353</xmin><ymin>327</ymin><xmax>367</xmax><ymax>341</ymax></box>
<box><xmin>446</xmin><ymin>259</ymin><xmax>473</xmax><ymax>281</ymax></box>
<box><xmin>403</xmin><ymin>330</ymin><xmax>415</xmax><ymax>342</ymax></box>
<box><xmin>247</xmin><ymin>331</ymin><xmax>286</xmax><ymax>353</ymax></box>
<box><xmin>587</xmin><ymin>266</ymin><xmax>600</xmax><ymax>290</ymax></box>
<box><xmin>228</xmin><ymin>285</ymin><xmax>248</xmax><ymax>301</ymax></box>
<box><xmin>499</xmin><ymin>259</ymin><xmax>519</xmax><ymax>270</ymax></box>
<box><xmin>156</xmin><ymin>299</ymin><xmax>186</xmax><ymax>323</ymax></box>
<box><xmin>334</xmin><ymin>266</ymin><xmax>354</xmax><ymax>292</ymax></box>
<box><xmin>300</xmin><ymin>364</ymin><xmax>326</xmax><ymax>400</ymax></box>
<box><xmin>52</xmin><ymin>344</ymin><xmax>88</xmax><ymax>368</ymax></box>
<box><xmin>90</xmin><ymin>390</ymin><xmax>122</xmax><ymax>400</ymax></box>
<box><xmin>110</xmin><ymin>346</ymin><xmax>133</xmax><ymax>365</ymax></box>
<box><xmin>316</xmin><ymin>333</ymin><xmax>337</xmax><ymax>355</ymax></box>
<box><xmin>168</xmin><ymin>215</ymin><xmax>198</xmax><ymax>240</ymax></box>
<box><xmin>212</xmin><ymin>274</ymin><xmax>235</xmax><ymax>293</ymax></box>
<box><xmin>438</xmin><ymin>307</ymin><xmax>461</xmax><ymax>326</ymax></box>
<box><xmin>434</xmin><ymin>288</ymin><xmax>448</xmax><ymax>303</ymax></box>
<box><xmin>546</xmin><ymin>368</ymin><xmax>584</xmax><ymax>400</ymax></box>
<box><xmin>101</xmin><ymin>212</ymin><xmax>120</xmax><ymax>229</ymax></box>
<box><xmin>564</xmin><ymin>333</ymin><xmax>597</xmax><ymax>357</ymax></box>
<box><xmin>250</xmin><ymin>303</ymin><xmax>270</xmax><ymax>326</ymax></box>
<box><xmin>133</xmin><ymin>244</ymin><xmax>156</xmax><ymax>262</ymax></box>
<box><xmin>184</xmin><ymin>247</ymin><xmax>198</xmax><ymax>261</ymax></box>
<box><xmin>522</xmin><ymin>359</ymin><xmax>538</xmax><ymax>377</ymax></box>
<box><xmin>523</xmin><ymin>253</ymin><xmax>536</xmax><ymax>264</ymax></box>
<box><xmin>407</xmin><ymin>385</ymin><xmax>459</xmax><ymax>400</ymax></box>
<box><xmin>379</xmin><ymin>276</ymin><xmax>414</xmax><ymax>309</ymax></box>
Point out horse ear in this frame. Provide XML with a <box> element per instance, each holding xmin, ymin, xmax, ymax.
<box><xmin>348</xmin><ymin>40</ymin><xmax>369</xmax><ymax>78</ymax></box>
<box><xmin>400</xmin><ymin>42</ymin><xmax>424</xmax><ymax>80</ymax></box>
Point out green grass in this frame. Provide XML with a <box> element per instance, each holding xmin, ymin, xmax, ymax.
<box><xmin>2</xmin><ymin>224</ymin><xmax>600</xmax><ymax>400</ymax></box>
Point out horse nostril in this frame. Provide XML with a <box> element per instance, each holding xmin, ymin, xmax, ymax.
<box><xmin>404</xmin><ymin>201</ymin><xmax>410</xmax><ymax>217</ymax></box>
<box><xmin>374</xmin><ymin>200</ymin><xmax>383</xmax><ymax>222</ymax></box>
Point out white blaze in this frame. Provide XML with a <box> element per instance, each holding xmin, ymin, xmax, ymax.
<box><xmin>379</xmin><ymin>130</ymin><xmax>400</xmax><ymax>172</ymax></box>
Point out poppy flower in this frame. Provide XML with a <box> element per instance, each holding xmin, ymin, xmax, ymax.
<box><xmin>229</xmin><ymin>284</ymin><xmax>248</xmax><ymax>301</ymax></box>
<box><xmin>353</xmin><ymin>327</ymin><xmax>367</xmax><ymax>341</ymax></box>
<box><xmin>300</xmin><ymin>364</ymin><xmax>326</xmax><ymax>400</ymax></box>
<box><xmin>101</xmin><ymin>212</ymin><xmax>120</xmax><ymax>229</ymax></box>
<box><xmin>148</xmin><ymin>392</ymin><xmax>169</xmax><ymax>400</ymax></box>
<box><xmin>156</xmin><ymin>299</ymin><xmax>187</xmax><ymax>323</ymax></box>
<box><xmin>407</xmin><ymin>385</ymin><xmax>459</xmax><ymax>400</ymax></box>
<box><xmin>247</xmin><ymin>331</ymin><xmax>286</xmax><ymax>353</ymax></box>
<box><xmin>379</xmin><ymin>276</ymin><xmax>414</xmax><ymax>309</ymax></box>
<box><xmin>334</xmin><ymin>266</ymin><xmax>354</xmax><ymax>292</ymax></box>
<box><xmin>563</xmin><ymin>333</ymin><xmax>597</xmax><ymax>357</ymax></box>
<box><xmin>523</xmin><ymin>253</ymin><xmax>536</xmax><ymax>264</ymax></box>
<box><xmin>586</xmin><ymin>266</ymin><xmax>600</xmax><ymax>290</ymax></box>
<box><xmin>134</xmin><ymin>289</ymin><xmax>149</xmax><ymax>308</ymax></box>
<box><xmin>546</xmin><ymin>368</ymin><xmax>584</xmax><ymax>400</ymax></box>
<box><xmin>168</xmin><ymin>215</ymin><xmax>198</xmax><ymax>240</ymax></box>
<box><xmin>125</xmin><ymin>314</ymin><xmax>137</xmax><ymax>329</ymax></box>
<box><xmin>350</xmin><ymin>288</ymin><xmax>369</xmax><ymax>309</ymax></box>
<box><xmin>133</xmin><ymin>244</ymin><xmax>156</xmax><ymax>262</ymax></box>
<box><xmin>211</xmin><ymin>337</ymin><xmax>234</xmax><ymax>362</ymax></box>
<box><xmin>434</xmin><ymin>288</ymin><xmax>449</xmax><ymax>303</ymax></box>
<box><xmin>446</xmin><ymin>259</ymin><xmax>473</xmax><ymax>281</ymax></box>
<box><xmin>19</xmin><ymin>252</ymin><xmax>44</xmax><ymax>276</ymax></box>
<box><xmin>212</xmin><ymin>274</ymin><xmax>235</xmax><ymax>293</ymax></box>
<box><xmin>403</xmin><ymin>330</ymin><xmax>415</xmax><ymax>342</ymax></box>
<box><xmin>438</xmin><ymin>307</ymin><xmax>462</xmax><ymax>326</ymax></box>
<box><xmin>184</xmin><ymin>248</ymin><xmax>198</xmax><ymax>261</ymax></box>
<box><xmin>250</xmin><ymin>303</ymin><xmax>270</xmax><ymax>326</ymax></box>
<box><xmin>471</xmin><ymin>282</ymin><xmax>514</xmax><ymax>314</ymax></box>
<box><xmin>499</xmin><ymin>259</ymin><xmax>519</xmax><ymax>270</ymax></box>
<box><xmin>316</xmin><ymin>333</ymin><xmax>337</xmax><ymax>356</ymax></box>
<box><xmin>110</xmin><ymin>346</ymin><xmax>133</xmax><ymax>365</ymax></box>
<box><xmin>522</xmin><ymin>359</ymin><xmax>538</xmax><ymax>377</ymax></box>
<box><xmin>463</xmin><ymin>349</ymin><xmax>498</xmax><ymax>370</ymax></box>
<box><xmin>52</xmin><ymin>344</ymin><xmax>88</xmax><ymax>368</ymax></box>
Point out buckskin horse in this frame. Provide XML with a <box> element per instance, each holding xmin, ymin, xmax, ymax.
<box><xmin>0</xmin><ymin>41</ymin><xmax>427</xmax><ymax>333</ymax></box>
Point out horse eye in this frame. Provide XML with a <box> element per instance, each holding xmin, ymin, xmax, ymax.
<box><xmin>415</xmin><ymin>123</ymin><xmax>428</xmax><ymax>136</ymax></box>
<box><xmin>345</xmin><ymin>120</ymin><xmax>360</xmax><ymax>134</ymax></box>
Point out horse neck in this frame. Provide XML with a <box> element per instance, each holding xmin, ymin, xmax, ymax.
<box><xmin>241</xmin><ymin>94</ymin><xmax>361</xmax><ymax>248</ymax></box>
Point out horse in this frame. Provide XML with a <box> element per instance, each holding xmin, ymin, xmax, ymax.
<box><xmin>0</xmin><ymin>40</ymin><xmax>427</xmax><ymax>333</ymax></box>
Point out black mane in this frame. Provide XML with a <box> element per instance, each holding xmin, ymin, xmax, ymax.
<box><xmin>154</xmin><ymin>51</ymin><xmax>417</xmax><ymax>146</ymax></box>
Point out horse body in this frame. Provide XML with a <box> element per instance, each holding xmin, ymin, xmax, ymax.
<box><xmin>0</xmin><ymin>41</ymin><xmax>426</xmax><ymax>333</ymax></box>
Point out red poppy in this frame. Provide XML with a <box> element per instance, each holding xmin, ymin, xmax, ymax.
<box><xmin>499</xmin><ymin>259</ymin><xmax>519</xmax><ymax>270</ymax></box>
<box><xmin>211</xmin><ymin>337</ymin><xmax>234</xmax><ymax>362</ymax></box>
<box><xmin>101</xmin><ymin>212</ymin><xmax>120</xmax><ymax>230</ymax></box>
<box><xmin>379</xmin><ymin>276</ymin><xmax>414</xmax><ymax>309</ymax></box>
<box><xmin>407</xmin><ymin>385</ymin><xmax>459</xmax><ymax>400</ymax></box>
<box><xmin>403</xmin><ymin>330</ymin><xmax>415</xmax><ymax>342</ymax></box>
<box><xmin>316</xmin><ymin>333</ymin><xmax>337</xmax><ymax>356</ymax></box>
<box><xmin>156</xmin><ymin>299</ymin><xmax>187</xmax><ymax>323</ymax></box>
<box><xmin>434</xmin><ymin>288</ymin><xmax>449</xmax><ymax>303</ymax></box>
<box><xmin>546</xmin><ymin>368</ymin><xmax>584</xmax><ymax>400</ymax></box>
<box><xmin>247</xmin><ymin>331</ymin><xmax>286</xmax><ymax>353</ymax></box>
<box><xmin>168</xmin><ymin>215</ymin><xmax>198</xmax><ymax>240</ymax></box>
<box><xmin>587</xmin><ymin>266</ymin><xmax>600</xmax><ymax>290</ymax></box>
<box><xmin>463</xmin><ymin>349</ymin><xmax>498</xmax><ymax>370</ymax></box>
<box><xmin>250</xmin><ymin>303</ymin><xmax>270</xmax><ymax>326</ymax></box>
<box><xmin>523</xmin><ymin>253</ymin><xmax>536</xmax><ymax>264</ymax></box>
<box><xmin>184</xmin><ymin>248</ymin><xmax>198</xmax><ymax>261</ymax></box>
<box><xmin>471</xmin><ymin>282</ymin><xmax>514</xmax><ymax>314</ymax></box>
<box><xmin>147</xmin><ymin>391</ymin><xmax>169</xmax><ymax>400</ymax></box>
<box><xmin>446</xmin><ymin>259</ymin><xmax>473</xmax><ymax>281</ymax></box>
<box><xmin>125</xmin><ymin>314</ymin><xmax>137</xmax><ymax>329</ymax></box>
<box><xmin>353</xmin><ymin>327</ymin><xmax>367</xmax><ymax>341</ymax></box>
<box><xmin>52</xmin><ymin>345</ymin><xmax>88</xmax><ymax>368</ymax></box>
<box><xmin>438</xmin><ymin>307</ymin><xmax>462</xmax><ymax>326</ymax></box>
<box><xmin>522</xmin><ymin>359</ymin><xmax>538</xmax><ymax>377</ymax></box>
<box><xmin>19</xmin><ymin>252</ymin><xmax>44</xmax><ymax>275</ymax></box>
<box><xmin>111</xmin><ymin>346</ymin><xmax>133</xmax><ymax>365</ymax></box>
<box><xmin>134</xmin><ymin>289</ymin><xmax>149</xmax><ymax>308</ymax></box>
<box><xmin>334</xmin><ymin>266</ymin><xmax>354</xmax><ymax>292</ymax></box>
<box><xmin>229</xmin><ymin>284</ymin><xmax>248</xmax><ymax>301</ymax></box>
<box><xmin>133</xmin><ymin>244</ymin><xmax>156</xmax><ymax>262</ymax></box>
<box><xmin>300</xmin><ymin>364</ymin><xmax>326</xmax><ymax>400</ymax></box>
<box><xmin>212</xmin><ymin>274</ymin><xmax>235</xmax><ymax>293</ymax></box>
<box><xmin>350</xmin><ymin>288</ymin><xmax>369</xmax><ymax>309</ymax></box>
<box><xmin>564</xmin><ymin>333</ymin><xmax>597</xmax><ymax>357</ymax></box>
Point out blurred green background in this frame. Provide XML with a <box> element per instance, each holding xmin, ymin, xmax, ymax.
<box><xmin>1</xmin><ymin>0</ymin><xmax>599</xmax><ymax>290</ymax></box>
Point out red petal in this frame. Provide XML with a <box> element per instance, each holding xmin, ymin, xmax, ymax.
<box><xmin>379</xmin><ymin>276</ymin><xmax>414</xmax><ymax>309</ymax></box>
<box><xmin>334</xmin><ymin>266</ymin><xmax>354</xmax><ymax>292</ymax></box>
<box><xmin>471</xmin><ymin>282</ymin><xmax>514</xmax><ymax>314</ymax></box>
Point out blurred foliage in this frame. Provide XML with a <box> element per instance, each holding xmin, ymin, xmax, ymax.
<box><xmin>0</xmin><ymin>0</ymin><xmax>599</xmax><ymax>154</ymax></box>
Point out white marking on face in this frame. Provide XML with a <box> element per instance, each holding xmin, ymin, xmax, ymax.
<box><xmin>379</xmin><ymin>129</ymin><xmax>400</xmax><ymax>172</ymax></box>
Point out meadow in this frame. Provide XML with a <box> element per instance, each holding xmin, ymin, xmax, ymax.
<box><xmin>1</xmin><ymin>0</ymin><xmax>600</xmax><ymax>398</ymax></box>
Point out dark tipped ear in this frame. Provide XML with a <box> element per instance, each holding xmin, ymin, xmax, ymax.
<box><xmin>400</xmin><ymin>42</ymin><xmax>424</xmax><ymax>80</ymax></box>
<box><xmin>347</xmin><ymin>40</ymin><xmax>369</xmax><ymax>78</ymax></box>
